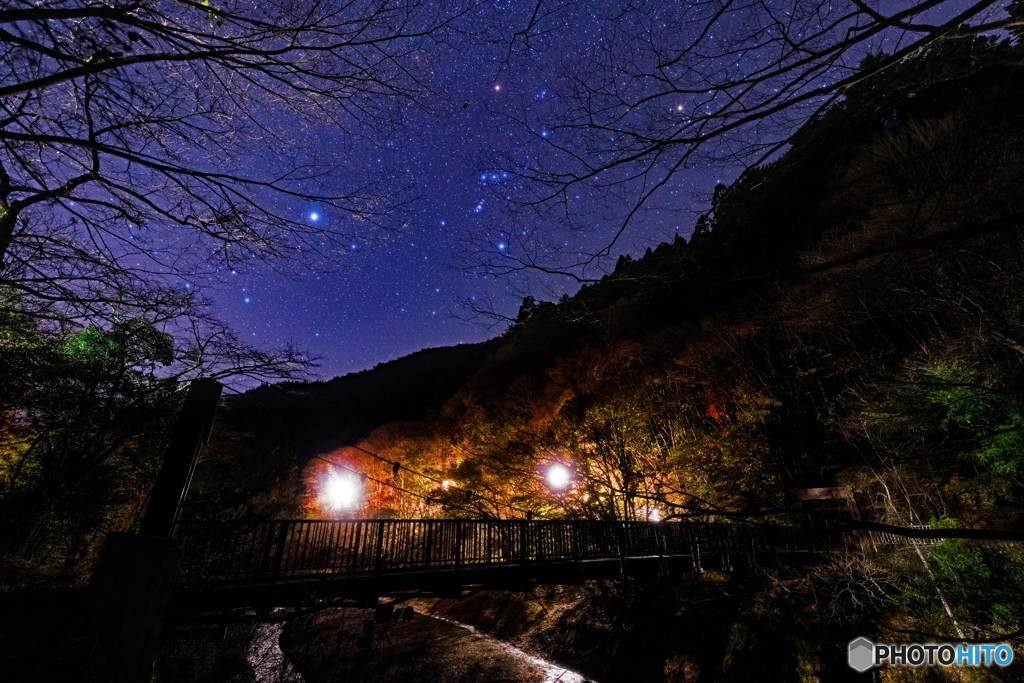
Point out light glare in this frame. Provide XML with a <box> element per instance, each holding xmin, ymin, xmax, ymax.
<box><xmin>546</xmin><ymin>463</ymin><xmax>571</xmax><ymax>490</ymax></box>
<box><xmin>323</xmin><ymin>470</ymin><xmax>361</xmax><ymax>510</ymax></box>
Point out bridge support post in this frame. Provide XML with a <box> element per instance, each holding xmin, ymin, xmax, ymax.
<box><xmin>720</xmin><ymin>526</ymin><xmax>732</xmax><ymax>571</ymax></box>
<box><xmin>691</xmin><ymin>526</ymin><xmax>703</xmax><ymax>573</ymax></box>
<box><xmin>89</xmin><ymin>378</ymin><xmax>221</xmax><ymax>682</ymax></box>
<box><xmin>424</xmin><ymin>520</ymin><xmax>433</xmax><ymax>568</ymax></box>
<box><xmin>374</xmin><ymin>521</ymin><xmax>387</xmax><ymax>576</ymax></box>
<box><xmin>520</xmin><ymin>521</ymin><xmax>528</xmax><ymax>564</ymax></box>
<box><xmin>268</xmin><ymin>521</ymin><xmax>289</xmax><ymax>583</ymax></box>
<box><xmin>90</xmin><ymin>533</ymin><xmax>179</xmax><ymax>683</ymax></box>
<box><xmin>454</xmin><ymin>521</ymin><xmax>464</xmax><ymax>571</ymax></box>
<box><xmin>139</xmin><ymin>378</ymin><xmax>223</xmax><ymax>536</ymax></box>
<box><xmin>655</xmin><ymin>523</ymin><xmax>667</xmax><ymax>577</ymax></box>
<box><xmin>485</xmin><ymin>520</ymin><xmax>492</xmax><ymax>564</ymax></box>
<box><xmin>572</xmin><ymin>524</ymin><xmax>583</xmax><ymax>580</ymax></box>
<box><xmin>616</xmin><ymin>524</ymin><xmax>627</xmax><ymax>579</ymax></box>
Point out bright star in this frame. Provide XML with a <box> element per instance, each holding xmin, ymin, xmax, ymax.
<box><xmin>309</xmin><ymin>212</ymin><xmax>319</xmax><ymax>221</ymax></box>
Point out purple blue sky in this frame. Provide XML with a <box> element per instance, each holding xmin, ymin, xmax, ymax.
<box><xmin>206</xmin><ymin>0</ymin><xmax>986</xmax><ymax>380</ymax></box>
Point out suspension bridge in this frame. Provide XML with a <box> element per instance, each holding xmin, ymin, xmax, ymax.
<box><xmin>168</xmin><ymin>517</ymin><xmax>911</xmax><ymax>613</ymax></box>
<box><xmin>87</xmin><ymin>380</ymin><xmax>940</xmax><ymax>682</ymax></box>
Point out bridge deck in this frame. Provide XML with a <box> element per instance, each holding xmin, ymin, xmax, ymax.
<box><xmin>172</xmin><ymin>519</ymin><xmax>848</xmax><ymax>610</ymax></box>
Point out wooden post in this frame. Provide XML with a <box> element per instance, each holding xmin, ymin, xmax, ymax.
<box><xmin>90</xmin><ymin>533</ymin><xmax>179</xmax><ymax>683</ymax></box>
<box><xmin>139</xmin><ymin>379</ymin><xmax>222</xmax><ymax>537</ymax></box>
<box><xmin>90</xmin><ymin>377</ymin><xmax>220</xmax><ymax>683</ymax></box>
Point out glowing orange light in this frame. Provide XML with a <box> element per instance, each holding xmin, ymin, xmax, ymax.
<box><xmin>322</xmin><ymin>469</ymin><xmax>362</xmax><ymax>511</ymax></box>
<box><xmin>546</xmin><ymin>463</ymin><xmax>571</xmax><ymax>490</ymax></box>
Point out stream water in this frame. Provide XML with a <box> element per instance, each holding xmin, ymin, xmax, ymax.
<box><xmin>248</xmin><ymin>618</ymin><xmax>305</xmax><ymax>683</ymax></box>
<box><xmin>426</xmin><ymin>613</ymin><xmax>588</xmax><ymax>683</ymax></box>
<box><xmin>251</xmin><ymin>606</ymin><xmax>593</xmax><ymax>682</ymax></box>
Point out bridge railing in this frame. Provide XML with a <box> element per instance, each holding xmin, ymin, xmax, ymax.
<box><xmin>173</xmin><ymin>518</ymin><xmax>848</xmax><ymax>586</ymax></box>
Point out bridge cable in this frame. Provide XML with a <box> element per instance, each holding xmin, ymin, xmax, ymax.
<box><xmin>328</xmin><ymin>438</ymin><xmax>534</xmax><ymax>517</ymax></box>
<box><xmin>228</xmin><ymin>382</ymin><xmax>530</xmax><ymax>516</ymax></box>
<box><xmin>311</xmin><ymin>453</ymin><xmax>483</xmax><ymax>517</ymax></box>
<box><xmin>226</xmin><ymin>382</ymin><xmax>687</xmax><ymax>521</ymax></box>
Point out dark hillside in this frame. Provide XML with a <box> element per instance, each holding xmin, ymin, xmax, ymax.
<box><xmin>535</xmin><ymin>35</ymin><xmax>1024</xmax><ymax>337</ymax></box>
<box><xmin>224</xmin><ymin>340</ymin><xmax>500</xmax><ymax>461</ymax></box>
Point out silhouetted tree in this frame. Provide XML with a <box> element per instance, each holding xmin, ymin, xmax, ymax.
<box><xmin>484</xmin><ymin>0</ymin><xmax>1021</xmax><ymax>278</ymax></box>
<box><xmin>0</xmin><ymin>0</ymin><xmax>468</xmax><ymax>320</ymax></box>
<box><xmin>0</xmin><ymin>291</ymin><xmax>314</xmax><ymax>557</ymax></box>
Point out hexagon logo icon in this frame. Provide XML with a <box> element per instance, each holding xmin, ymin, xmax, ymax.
<box><xmin>848</xmin><ymin>637</ymin><xmax>875</xmax><ymax>672</ymax></box>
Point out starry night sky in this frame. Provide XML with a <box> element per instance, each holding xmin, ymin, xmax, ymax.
<box><xmin>189</xmin><ymin>3</ymin><xmax>713</xmax><ymax>380</ymax></box>
<box><xmin>206</xmin><ymin>0</ymin><xmax>972</xmax><ymax>380</ymax></box>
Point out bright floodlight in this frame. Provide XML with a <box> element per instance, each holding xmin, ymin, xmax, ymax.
<box><xmin>648</xmin><ymin>508</ymin><xmax>663</xmax><ymax>523</ymax></box>
<box><xmin>323</xmin><ymin>470</ymin><xmax>361</xmax><ymax>510</ymax></box>
<box><xmin>546</xmin><ymin>463</ymin><xmax>571</xmax><ymax>490</ymax></box>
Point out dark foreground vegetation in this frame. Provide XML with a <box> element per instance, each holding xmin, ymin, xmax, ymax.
<box><xmin>3</xmin><ymin>29</ymin><xmax>1024</xmax><ymax>683</ymax></box>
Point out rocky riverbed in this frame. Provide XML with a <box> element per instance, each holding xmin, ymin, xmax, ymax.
<box><xmin>279</xmin><ymin>605</ymin><xmax>591</xmax><ymax>683</ymax></box>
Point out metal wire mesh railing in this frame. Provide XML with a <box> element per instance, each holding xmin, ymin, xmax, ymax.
<box><xmin>173</xmin><ymin>518</ymin><xmax>848</xmax><ymax>586</ymax></box>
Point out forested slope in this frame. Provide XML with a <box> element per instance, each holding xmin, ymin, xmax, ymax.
<box><xmin>189</xmin><ymin>36</ymin><xmax>1024</xmax><ymax>655</ymax></box>
<box><xmin>224</xmin><ymin>36</ymin><xmax>1024</xmax><ymax>651</ymax></box>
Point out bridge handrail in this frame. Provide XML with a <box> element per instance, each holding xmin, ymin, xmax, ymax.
<box><xmin>172</xmin><ymin>518</ymin><xmax>846</xmax><ymax>586</ymax></box>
